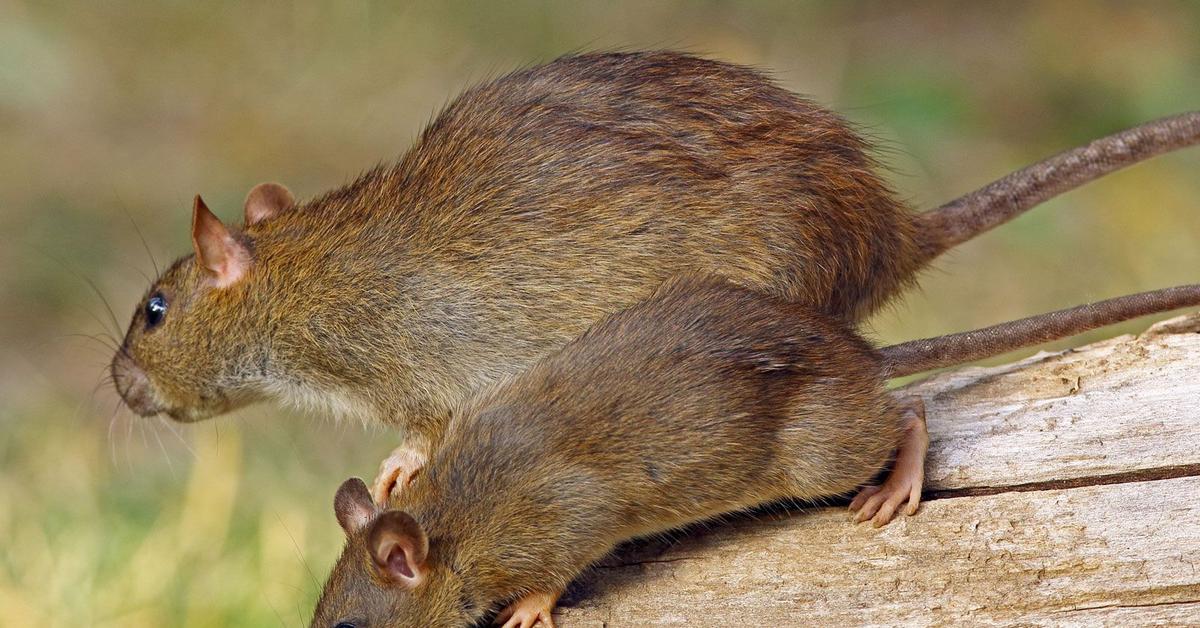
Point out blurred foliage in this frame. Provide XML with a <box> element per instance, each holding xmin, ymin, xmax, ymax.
<box><xmin>1</xmin><ymin>1</ymin><xmax>1198</xmax><ymax>625</ymax></box>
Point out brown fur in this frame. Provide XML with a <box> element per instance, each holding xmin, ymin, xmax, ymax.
<box><xmin>111</xmin><ymin>51</ymin><xmax>921</xmax><ymax>436</ymax></box>
<box><xmin>311</xmin><ymin>276</ymin><xmax>900</xmax><ymax>627</ymax></box>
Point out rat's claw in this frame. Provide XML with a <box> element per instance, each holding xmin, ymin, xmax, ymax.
<box><xmin>848</xmin><ymin>484</ymin><xmax>880</xmax><ymax>513</ymax></box>
<box><xmin>870</xmin><ymin>484</ymin><xmax>909</xmax><ymax>527</ymax></box>
<box><xmin>849</xmin><ymin>483</ymin><xmax>889</xmax><ymax>523</ymax></box>
<box><xmin>849</xmin><ymin>396</ymin><xmax>929</xmax><ymax>527</ymax></box>
<box><xmin>495</xmin><ymin>591</ymin><xmax>559</xmax><ymax>628</ymax></box>
<box><xmin>371</xmin><ymin>445</ymin><xmax>428</xmax><ymax>506</ymax></box>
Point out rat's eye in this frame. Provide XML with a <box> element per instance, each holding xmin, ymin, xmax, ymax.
<box><xmin>334</xmin><ymin>623</ymin><xmax>357</xmax><ymax>628</ymax></box>
<box><xmin>144</xmin><ymin>293</ymin><xmax>168</xmax><ymax>329</ymax></box>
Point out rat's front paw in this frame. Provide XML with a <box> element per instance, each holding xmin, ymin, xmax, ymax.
<box><xmin>495</xmin><ymin>591</ymin><xmax>559</xmax><ymax>628</ymax></box>
<box><xmin>371</xmin><ymin>445</ymin><xmax>428</xmax><ymax>506</ymax></box>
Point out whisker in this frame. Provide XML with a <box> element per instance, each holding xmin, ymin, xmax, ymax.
<box><xmin>78</xmin><ymin>370</ymin><xmax>117</xmax><ymax>423</ymax></box>
<box><xmin>274</xmin><ymin>581</ymin><xmax>310</xmax><ymax>596</ymax></box>
<box><xmin>119</xmin><ymin>259</ymin><xmax>153</xmax><ymax>287</ymax></box>
<box><xmin>107</xmin><ymin>400</ymin><xmax>122</xmax><ymax>468</ymax></box>
<box><xmin>122</xmin><ymin>407</ymin><xmax>135</xmax><ymax>473</ymax></box>
<box><xmin>26</xmin><ymin>332</ymin><xmax>114</xmax><ymax>365</ymax></box>
<box><xmin>113</xmin><ymin>187</ymin><xmax>161</xmax><ymax>277</ymax></box>
<box><xmin>67</xmin><ymin>343</ymin><xmax>116</xmax><ymax>363</ymax></box>
<box><xmin>159</xmin><ymin>418</ymin><xmax>197</xmax><ymax>460</ymax></box>
<box><xmin>138</xmin><ymin>418</ymin><xmax>149</xmax><ymax>450</ymax></box>
<box><xmin>264</xmin><ymin>595</ymin><xmax>289</xmax><ymax>628</ymax></box>
<box><xmin>151</xmin><ymin>422</ymin><xmax>176</xmax><ymax>479</ymax></box>
<box><xmin>62</xmin><ymin>332</ymin><xmax>121</xmax><ymax>353</ymax></box>
<box><xmin>78</xmin><ymin>305</ymin><xmax>122</xmax><ymax>344</ymax></box>
<box><xmin>83</xmin><ymin>274</ymin><xmax>124</xmax><ymax>339</ymax></box>
<box><xmin>24</xmin><ymin>242</ymin><xmax>127</xmax><ymax>337</ymax></box>
<box><xmin>276</xmin><ymin>511</ymin><xmax>321</xmax><ymax>594</ymax></box>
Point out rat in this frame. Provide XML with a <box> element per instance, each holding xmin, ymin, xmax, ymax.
<box><xmin>311</xmin><ymin>275</ymin><xmax>1200</xmax><ymax>628</ymax></box>
<box><xmin>108</xmin><ymin>50</ymin><xmax>1200</xmax><ymax>500</ymax></box>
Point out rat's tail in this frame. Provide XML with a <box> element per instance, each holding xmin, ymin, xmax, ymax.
<box><xmin>879</xmin><ymin>284</ymin><xmax>1200</xmax><ymax>378</ymax></box>
<box><xmin>912</xmin><ymin>111</ymin><xmax>1200</xmax><ymax>267</ymax></box>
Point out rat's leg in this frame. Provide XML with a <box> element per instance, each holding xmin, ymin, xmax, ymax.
<box><xmin>494</xmin><ymin>590</ymin><xmax>560</xmax><ymax>628</ymax></box>
<box><xmin>849</xmin><ymin>396</ymin><xmax>928</xmax><ymax>527</ymax></box>
<box><xmin>371</xmin><ymin>442</ymin><xmax>429</xmax><ymax>506</ymax></box>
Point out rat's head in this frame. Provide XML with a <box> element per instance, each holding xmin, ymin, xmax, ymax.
<box><xmin>312</xmin><ymin>478</ymin><xmax>469</xmax><ymax>628</ymax></box>
<box><xmin>110</xmin><ymin>183</ymin><xmax>296</xmax><ymax>422</ymax></box>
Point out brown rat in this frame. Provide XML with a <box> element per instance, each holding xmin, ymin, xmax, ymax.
<box><xmin>108</xmin><ymin>51</ymin><xmax>1200</xmax><ymax>491</ymax></box>
<box><xmin>311</xmin><ymin>276</ymin><xmax>1200</xmax><ymax>628</ymax></box>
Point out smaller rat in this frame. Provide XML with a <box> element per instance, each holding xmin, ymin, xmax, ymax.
<box><xmin>312</xmin><ymin>275</ymin><xmax>1200</xmax><ymax>628</ymax></box>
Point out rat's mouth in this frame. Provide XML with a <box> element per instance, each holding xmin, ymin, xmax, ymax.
<box><xmin>164</xmin><ymin>391</ymin><xmax>246</xmax><ymax>423</ymax></box>
<box><xmin>163</xmin><ymin>404</ymin><xmax>222</xmax><ymax>423</ymax></box>
<box><xmin>127</xmin><ymin>398</ymin><xmax>166</xmax><ymax>418</ymax></box>
<box><xmin>111</xmin><ymin>352</ymin><xmax>166</xmax><ymax>417</ymax></box>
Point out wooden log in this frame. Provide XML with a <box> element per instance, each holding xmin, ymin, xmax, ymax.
<box><xmin>914</xmin><ymin>314</ymin><xmax>1200</xmax><ymax>494</ymax></box>
<box><xmin>558</xmin><ymin>313</ymin><xmax>1200</xmax><ymax>627</ymax></box>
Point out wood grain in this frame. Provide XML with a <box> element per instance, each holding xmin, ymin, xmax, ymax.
<box><xmin>912</xmin><ymin>313</ymin><xmax>1200</xmax><ymax>493</ymax></box>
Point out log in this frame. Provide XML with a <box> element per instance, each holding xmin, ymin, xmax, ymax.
<box><xmin>558</xmin><ymin>313</ymin><xmax>1200</xmax><ymax>627</ymax></box>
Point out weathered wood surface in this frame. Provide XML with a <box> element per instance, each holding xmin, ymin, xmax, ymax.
<box><xmin>915</xmin><ymin>315</ymin><xmax>1200</xmax><ymax>494</ymax></box>
<box><xmin>559</xmin><ymin>314</ymin><xmax>1200</xmax><ymax>627</ymax></box>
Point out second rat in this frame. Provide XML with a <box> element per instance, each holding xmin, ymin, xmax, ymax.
<box><xmin>313</xmin><ymin>275</ymin><xmax>1200</xmax><ymax>628</ymax></box>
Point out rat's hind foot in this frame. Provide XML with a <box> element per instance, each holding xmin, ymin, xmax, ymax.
<box><xmin>849</xmin><ymin>396</ymin><xmax>929</xmax><ymax>527</ymax></box>
<box><xmin>495</xmin><ymin>591</ymin><xmax>559</xmax><ymax>628</ymax></box>
<box><xmin>371</xmin><ymin>444</ymin><xmax>428</xmax><ymax>506</ymax></box>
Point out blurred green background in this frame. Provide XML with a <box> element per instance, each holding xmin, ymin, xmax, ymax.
<box><xmin>1</xmin><ymin>1</ymin><xmax>1198</xmax><ymax>625</ymax></box>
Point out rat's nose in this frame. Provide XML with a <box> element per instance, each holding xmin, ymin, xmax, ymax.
<box><xmin>111</xmin><ymin>351</ymin><xmax>161</xmax><ymax>417</ymax></box>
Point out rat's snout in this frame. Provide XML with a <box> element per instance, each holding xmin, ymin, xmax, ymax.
<box><xmin>111</xmin><ymin>351</ymin><xmax>162</xmax><ymax>417</ymax></box>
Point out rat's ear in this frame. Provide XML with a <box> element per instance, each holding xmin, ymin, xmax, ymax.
<box><xmin>334</xmin><ymin>477</ymin><xmax>378</xmax><ymax>535</ymax></box>
<box><xmin>192</xmin><ymin>195</ymin><xmax>251</xmax><ymax>288</ymax></box>
<box><xmin>367</xmin><ymin>510</ymin><xmax>429</xmax><ymax>588</ymax></box>
<box><xmin>243</xmin><ymin>182</ymin><xmax>295</xmax><ymax>226</ymax></box>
